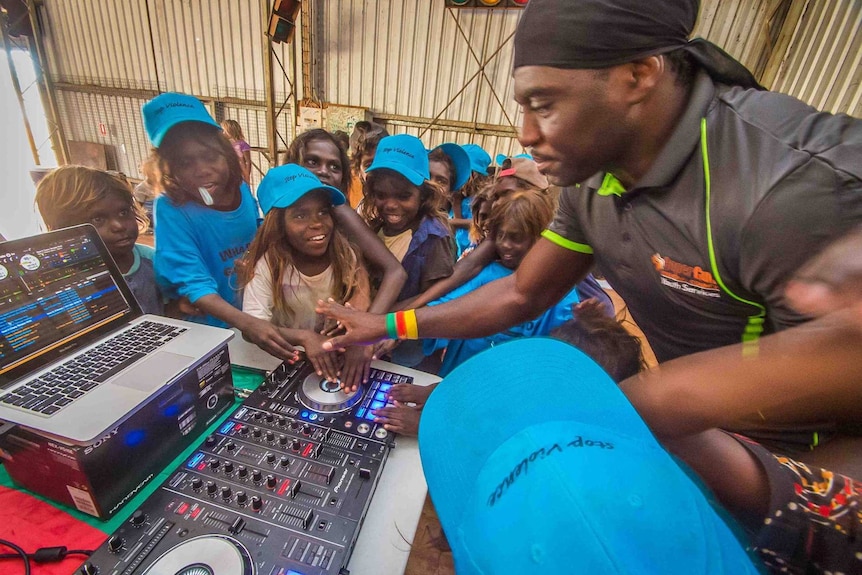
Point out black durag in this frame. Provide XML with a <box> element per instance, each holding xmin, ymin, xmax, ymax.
<box><xmin>513</xmin><ymin>0</ymin><xmax>763</xmax><ymax>90</ymax></box>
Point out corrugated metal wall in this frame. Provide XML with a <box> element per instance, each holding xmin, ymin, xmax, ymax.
<box><xmin>770</xmin><ymin>0</ymin><xmax>862</xmax><ymax>116</ymax></box>
<box><xmin>315</xmin><ymin>0</ymin><xmax>790</xmax><ymax>156</ymax></box>
<box><xmin>38</xmin><ymin>0</ymin><xmax>298</xmax><ymax>183</ymax></box>
<box><xmin>32</xmin><ymin>0</ymin><xmax>860</xmax><ymax>176</ymax></box>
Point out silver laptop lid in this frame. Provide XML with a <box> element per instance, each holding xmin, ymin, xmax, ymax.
<box><xmin>0</xmin><ymin>224</ymin><xmax>142</xmax><ymax>390</ymax></box>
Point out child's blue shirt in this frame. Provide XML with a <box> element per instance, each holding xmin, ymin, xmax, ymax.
<box><xmin>153</xmin><ymin>183</ymin><xmax>258</xmax><ymax>327</ymax></box>
<box><xmin>424</xmin><ymin>262</ymin><xmax>581</xmax><ymax>377</ymax></box>
<box><xmin>449</xmin><ymin>196</ymin><xmax>473</xmax><ymax>258</ymax></box>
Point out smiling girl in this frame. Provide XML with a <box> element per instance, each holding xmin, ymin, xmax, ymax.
<box><xmin>143</xmin><ymin>92</ymin><xmax>297</xmax><ymax>361</ymax></box>
<box><xmin>240</xmin><ymin>164</ymin><xmax>370</xmax><ymax>382</ymax></box>
<box><xmin>359</xmin><ymin>134</ymin><xmax>454</xmax><ymax>303</ymax></box>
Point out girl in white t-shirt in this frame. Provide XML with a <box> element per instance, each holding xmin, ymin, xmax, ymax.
<box><xmin>240</xmin><ymin>164</ymin><xmax>370</xmax><ymax>382</ymax></box>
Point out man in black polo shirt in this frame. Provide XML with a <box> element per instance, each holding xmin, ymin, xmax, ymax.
<box><xmin>322</xmin><ymin>0</ymin><xmax>861</xmax><ymax>369</ymax></box>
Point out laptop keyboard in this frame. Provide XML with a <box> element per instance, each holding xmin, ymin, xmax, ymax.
<box><xmin>1</xmin><ymin>321</ymin><xmax>187</xmax><ymax>416</ymax></box>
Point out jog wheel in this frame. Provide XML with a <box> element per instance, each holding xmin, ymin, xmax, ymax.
<box><xmin>296</xmin><ymin>372</ymin><xmax>363</xmax><ymax>413</ymax></box>
<box><xmin>142</xmin><ymin>534</ymin><xmax>254</xmax><ymax>575</ymax></box>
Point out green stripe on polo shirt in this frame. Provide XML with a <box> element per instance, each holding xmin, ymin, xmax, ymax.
<box><xmin>541</xmin><ymin>230</ymin><xmax>594</xmax><ymax>254</ymax></box>
<box><xmin>596</xmin><ymin>172</ymin><xmax>627</xmax><ymax>196</ymax></box>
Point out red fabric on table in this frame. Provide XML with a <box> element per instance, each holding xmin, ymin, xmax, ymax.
<box><xmin>0</xmin><ymin>485</ymin><xmax>107</xmax><ymax>575</ymax></box>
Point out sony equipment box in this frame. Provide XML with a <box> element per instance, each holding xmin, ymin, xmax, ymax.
<box><xmin>0</xmin><ymin>345</ymin><xmax>235</xmax><ymax>519</ymax></box>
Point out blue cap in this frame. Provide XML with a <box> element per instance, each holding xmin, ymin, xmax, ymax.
<box><xmin>419</xmin><ymin>338</ymin><xmax>759</xmax><ymax>575</ymax></box>
<box><xmin>431</xmin><ymin>143</ymin><xmax>471</xmax><ymax>191</ymax></box>
<box><xmin>495</xmin><ymin>152</ymin><xmax>532</xmax><ymax>166</ymax></box>
<box><xmin>257</xmin><ymin>164</ymin><xmax>345</xmax><ymax>216</ymax></box>
<box><xmin>461</xmin><ymin>143</ymin><xmax>492</xmax><ymax>176</ymax></box>
<box><xmin>366</xmin><ymin>134</ymin><xmax>429</xmax><ymax>186</ymax></box>
<box><xmin>141</xmin><ymin>92</ymin><xmax>222</xmax><ymax>147</ymax></box>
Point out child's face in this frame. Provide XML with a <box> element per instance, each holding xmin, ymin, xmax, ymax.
<box><xmin>476</xmin><ymin>200</ymin><xmax>492</xmax><ymax>238</ymax></box>
<box><xmin>359</xmin><ymin>150</ymin><xmax>376</xmax><ymax>181</ymax></box>
<box><xmin>428</xmin><ymin>160</ymin><xmax>453</xmax><ymax>197</ymax></box>
<box><xmin>283</xmin><ymin>190</ymin><xmax>334</xmax><ymax>262</ymax></box>
<box><xmin>86</xmin><ymin>194</ymin><xmax>139</xmax><ymax>259</ymax></box>
<box><xmin>302</xmin><ymin>140</ymin><xmax>345</xmax><ymax>189</ymax></box>
<box><xmin>372</xmin><ymin>177</ymin><xmax>422</xmax><ymax>236</ymax></box>
<box><xmin>495</xmin><ymin>222</ymin><xmax>534</xmax><ymax>270</ymax></box>
<box><xmin>170</xmin><ymin>137</ymin><xmax>231</xmax><ymax>201</ymax></box>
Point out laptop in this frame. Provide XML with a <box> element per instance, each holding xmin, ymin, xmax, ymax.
<box><xmin>0</xmin><ymin>225</ymin><xmax>233</xmax><ymax>444</ymax></box>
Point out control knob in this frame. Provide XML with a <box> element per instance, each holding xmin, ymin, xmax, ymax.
<box><xmin>265</xmin><ymin>413</ymin><xmax>274</xmax><ymax>423</ymax></box>
<box><xmin>221</xmin><ymin>486</ymin><xmax>232</xmax><ymax>500</ymax></box>
<box><xmin>266</xmin><ymin>453</ymin><xmax>276</xmax><ymax>464</ymax></box>
<box><xmin>289</xmin><ymin>438</ymin><xmax>301</xmax><ymax>452</ymax></box>
<box><xmin>209</xmin><ymin>459</ymin><xmax>220</xmax><ymax>471</ymax></box>
<box><xmin>236</xmin><ymin>491</ymin><xmax>248</xmax><ymax>505</ymax></box>
<box><xmin>278</xmin><ymin>434</ymin><xmax>288</xmax><ymax>446</ymax></box>
<box><xmin>251</xmin><ymin>469</ymin><xmax>263</xmax><ymax>483</ymax></box>
<box><xmin>252</xmin><ymin>428</ymin><xmax>262</xmax><ymax>438</ymax></box>
<box><xmin>266</xmin><ymin>474</ymin><xmax>277</xmax><ymax>489</ymax></box>
<box><xmin>223</xmin><ymin>461</ymin><xmax>234</xmax><ymax>474</ymax></box>
<box><xmin>251</xmin><ymin>495</ymin><xmax>263</xmax><ymax>511</ymax></box>
<box><xmin>80</xmin><ymin>563</ymin><xmax>99</xmax><ymax>575</ymax></box>
<box><xmin>129</xmin><ymin>510</ymin><xmax>146</xmax><ymax>527</ymax></box>
<box><xmin>191</xmin><ymin>477</ymin><xmax>203</xmax><ymax>491</ymax></box>
<box><xmin>301</xmin><ymin>423</ymin><xmax>312</xmax><ymax>436</ymax></box>
<box><xmin>239</xmin><ymin>426</ymin><xmax>249</xmax><ymax>435</ymax></box>
<box><xmin>225</xmin><ymin>441</ymin><xmax>236</xmax><ymax>452</ymax></box>
<box><xmin>277</xmin><ymin>416</ymin><xmax>287</xmax><ymax>426</ymax></box>
<box><xmin>204</xmin><ymin>435</ymin><xmax>216</xmax><ymax>448</ymax></box>
<box><xmin>237</xmin><ymin>465</ymin><xmax>248</xmax><ymax>478</ymax></box>
<box><xmin>265</xmin><ymin>430</ymin><xmax>275</xmax><ymax>442</ymax></box>
<box><xmin>206</xmin><ymin>481</ymin><xmax>217</xmax><ymax>496</ymax></box>
<box><xmin>279</xmin><ymin>455</ymin><xmax>291</xmax><ymax>468</ymax></box>
<box><xmin>107</xmin><ymin>536</ymin><xmax>124</xmax><ymax>553</ymax></box>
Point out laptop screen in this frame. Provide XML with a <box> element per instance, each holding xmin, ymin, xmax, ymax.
<box><xmin>0</xmin><ymin>225</ymin><xmax>142</xmax><ymax>388</ymax></box>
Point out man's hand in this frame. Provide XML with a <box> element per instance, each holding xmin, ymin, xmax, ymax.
<box><xmin>785</xmin><ymin>226</ymin><xmax>862</xmax><ymax>327</ymax></box>
<box><xmin>316</xmin><ymin>299</ymin><xmax>390</xmax><ymax>350</ymax></box>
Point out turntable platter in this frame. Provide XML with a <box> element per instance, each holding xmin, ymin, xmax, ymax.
<box><xmin>142</xmin><ymin>535</ymin><xmax>254</xmax><ymax>575</ymax></box>
<box><xmin>297</xmin><ymin>372</ymin><xmax>363</xmax><ymax>413</ymax></box>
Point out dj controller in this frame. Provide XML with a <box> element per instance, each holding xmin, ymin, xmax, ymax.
<box><xmin>78</xmin><ymin>360</ymin><xmax>414</xmax><ymax>575</ymax></box>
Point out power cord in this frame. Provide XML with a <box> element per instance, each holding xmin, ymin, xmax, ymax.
<box><xmin>0</xmin><ymin>540</ymin><xmax>95</xmax><ymax>575</ymax></box>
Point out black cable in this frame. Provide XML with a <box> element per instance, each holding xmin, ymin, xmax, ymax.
<box><xmin>0</xmin><ymin>539</ymin><xmax>30</xmax><ymax>575</ymax></box>
<box><xmin>0</xmin><ymin>542</ymin><xmax>95</xmax><ymax>573</ymax></box>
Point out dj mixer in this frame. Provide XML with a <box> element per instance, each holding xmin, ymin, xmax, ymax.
<box><xmin>78</xmin><ymin>360</ymin><xmax>414</xmax><ymax>575</ymax></box>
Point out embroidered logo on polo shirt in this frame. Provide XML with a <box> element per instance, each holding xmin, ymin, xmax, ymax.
<box><xmin>651</xmin><ymin>253</ymin><xmax>720</xmax><ymax>298</ymax></box>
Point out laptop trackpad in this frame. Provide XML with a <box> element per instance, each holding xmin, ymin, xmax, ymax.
<box><xmin>113</xmin><ymin>351</ymin><xmax>192</xmax><ymax>392</ymax></box>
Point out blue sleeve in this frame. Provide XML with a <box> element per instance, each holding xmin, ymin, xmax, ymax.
<box><xmin>153</xmin><ymin>198</ymin><xmax>220</xmax><ymax>304</ymax></box>
<box><xmin>575</xmin><ymin>273</ymin><xmax>613</xmax><ymax>315</ymax></box>
<box><xmin>423</xmin><ymin>265</ymin><xmax>508</xmax><ymax>355</ymax></box>
<box><xmin>526</xmin><ymin>285</ymin><xmax>580</xmax><ymax>337</ymax></box>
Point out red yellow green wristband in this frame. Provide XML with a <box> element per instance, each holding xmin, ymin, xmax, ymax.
<box><xmin>385</xmin><ymin>313</ymin><xmax>398</xmax><ymax>339</ymax></box>
<box><xmin>386</xmin><ymin>310</ymin><xmax>419</xmax><ymax>340</ymax></box>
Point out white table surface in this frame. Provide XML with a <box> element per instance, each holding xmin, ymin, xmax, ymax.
<box><xmin>228</xmin><ymin>330</ymin><xmax>440</xmax><ymax>575</ymax></box>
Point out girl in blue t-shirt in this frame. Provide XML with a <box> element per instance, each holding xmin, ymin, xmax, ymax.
<box><xmin>142</xmin><ymin>92</ymin><xmax>298</xmax><ymax>362</ymax></box>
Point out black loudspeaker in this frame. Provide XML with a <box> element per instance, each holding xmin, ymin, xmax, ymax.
<box><xmin>266</xmin><ymin>0</ymin><xmax>301</xmax><ymax>44</ymax></box>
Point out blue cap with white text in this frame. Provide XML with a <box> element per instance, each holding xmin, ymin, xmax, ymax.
<box><xmin>142</xmin><ymin>92</ymin><xmax>222</xmax><ymax>147</ymax></box>
<box><xmin>366</xmin><ymin>134</ymin><xmax>430</xmax><ymax>186</ymax></box>
<box><xmin>257</xmin><ymin>164</ymin><xmax>345</xmax><ymax>216</ymax></box>
<box><xmin>419</xmin><ymin>338</ymin><xmax>761</xmax><ymax>575</ymax></box>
